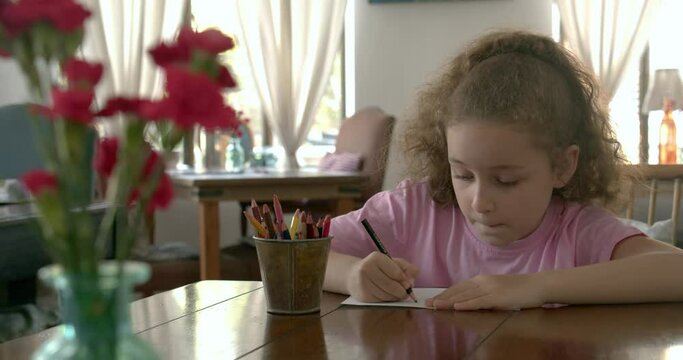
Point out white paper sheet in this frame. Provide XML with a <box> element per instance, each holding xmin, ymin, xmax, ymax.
<box><xmin>341</xmin><ymin>288</ymin><xmax>446</xmax><ymax>309</ymax></box>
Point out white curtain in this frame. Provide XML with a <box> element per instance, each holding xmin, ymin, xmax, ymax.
<box><xmin>557</xmin><ymin>0</ymin><xmax>661</xmax><ymax>100</ymax></box>
<box><xmin>236</xmin><ymin>0</ymin><xmax>347</xmax><ymax>169</ymax></box>
<box><xmin>78</xmin><ymin>0</ymin><xmax>188</xmax><ymax>136</ymax></box>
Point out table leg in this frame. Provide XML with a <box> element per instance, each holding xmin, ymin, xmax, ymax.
<box><xmin>199</xmin><ymin>201</ymin><xmax>221</xmax><ymax>280</ymax></box>
<box><xmin>334</xmin><ymin>198</ymin><xmax>356</xmax><ymax>216</ymax></box>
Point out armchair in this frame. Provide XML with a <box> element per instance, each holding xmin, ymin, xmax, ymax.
<box><xmin>239</xmin><ymin>106</ymin><xmax>395</xmax><ymax>238</ymax></box>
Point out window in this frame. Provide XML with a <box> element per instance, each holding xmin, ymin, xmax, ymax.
<box><xmin>554</xmin><ymin>0</ymin><xmax>683</xmax><ymax>164</ymax></box>
<box><xmin>190</xmin><ymin>0</ymin><xmax>344</xmax><ymax>168</ymax></box>
<box><xmin>644</xmin><ymin>0</ymin><xmax>683</xmax><ymax>164</ymax></box>
<box><xmin>609</xmin><ymin>0</ymin><xmax>683</xmax><ymax>164</ymax></box>
<box><xmin>610</xmin><ymin>55</ymin><xmax>641</xmax><ymax>163</ymax></box>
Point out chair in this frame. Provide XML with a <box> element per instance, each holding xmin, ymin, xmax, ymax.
<box><xmin>0</xmin><ymin>103</ymin><xmax>96</xmax><ymax>194</ymax></box>
<box><xmin>327</xmin><ymin>106</ymin><xmax>396</xmax><ymax>204</ymax></box>
<box><xmin>619</xmin><ymin>164</ymin><xmax>683</xmax><ymax>246</ymax></box>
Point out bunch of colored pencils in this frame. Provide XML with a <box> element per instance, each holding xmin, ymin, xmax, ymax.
<box><xmin>243</xmin><ymin>195</ymin><xmax>331</xmax><ymax>240</ymax></box>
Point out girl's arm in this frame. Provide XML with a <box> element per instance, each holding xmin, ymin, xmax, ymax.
<box><xmin>542</xmin><ymin>235</ymin><xmax>683</xmax><ymax>304</ymax></box>
<box><xmin>427</xmin><ymin>236</ymin><xmax>683</xmax><ymax>310</ymax></box>
<box><xmin>323</xmin><ymin>250</ymin><xmax>419</xmax><ymax>302</ymax></box>
<box><xmin>323</xmin><ymin>250</ymin><xmax>361</xmax><ymax>295</ymax></box>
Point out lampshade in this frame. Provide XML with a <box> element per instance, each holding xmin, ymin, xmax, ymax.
<box><xmin>642</xmin><ymin>69</ymin><xmax>683</xmax><ymax>114</ymax></box>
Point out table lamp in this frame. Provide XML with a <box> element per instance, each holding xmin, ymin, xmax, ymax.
<box><xmin>642</xmin><ymin>69</ymin><xmax>683</xmax><ymax>164</ymax></box>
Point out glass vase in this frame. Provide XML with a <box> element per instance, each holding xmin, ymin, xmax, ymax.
<box><xmin>32</xmin><ymin>261</ymin><xmax>159</xmax><ymax>360</ymax></box>
<box><xmin>225</xmin><ymin>136</ymin><xmax>245</xmax><ymax>173</ymax></box>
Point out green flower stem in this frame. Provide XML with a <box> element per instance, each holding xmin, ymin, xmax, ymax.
<box><xmin>162</xmin><ymin>125</ymin><xmax>186</xmax><ymax>153</ymax></box>
<box><xmin>34</xmin><ymin>193</ymin><xmax>69</xmax><ymax>265</ymax></box>
<box><xmin>190</xmin><ymin>51</ymin><xmax>220</xmax><ymax>77</ymax></box>
<box><xmin>117</xmin><ymin>202</ymin><xmax>144</xmax><ymax>261</ymax></box>
<box><xmin>19</xmin><ymin>57</ymin><xmax>60</xmax><ymax>172</ymax></box>
<box><xmin>18</xmin><ymin>55</ymin><xmax>83</xmax><ymax>272</ymax></box>
<box><xmin>116</xmin><ymin>161</ymin><xmax>164</xmax><ymax>261</ymax></box>
<box><xmin>94</xmin><ymin>171</ymin><xmax>127</xmax><ymax>261</ymax></box>
<box><xmin>53</xmin><ymin>120</ymin><xmax>98</xmax><ymax>273</ymax></box>
<box><xmin>95</xmin><ymin>120</ymin><xmax>146</xmax><ymax>261</ymax></box>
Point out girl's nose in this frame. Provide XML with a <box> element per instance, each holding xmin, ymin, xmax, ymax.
<box><xmin>471</xmin><ymin>185</ymin><xmax>495</xmax><ymax>213</ymax></box>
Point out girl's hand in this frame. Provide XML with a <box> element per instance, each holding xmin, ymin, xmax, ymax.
<box><xmin>425</xmin><ymin>273</ymin><xmax>546</xmax><ymax>310</ymax></box>
<box><xmin>346</xmin><ymin>251</ymin><xmax>419</xmax><ymax>302</ymax></box>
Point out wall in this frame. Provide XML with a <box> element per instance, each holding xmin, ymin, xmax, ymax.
<box><xmin>350</xmin><ymin>0</ymin><xmax>553</xmax><ymax>189</ymax></box>
<box><xmin>0</xmin><ymin>60</ymin><xmax>30</xmax><ymax>106</ymax></box>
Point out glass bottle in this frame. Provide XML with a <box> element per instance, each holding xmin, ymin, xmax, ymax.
<box><xmin>225</xmin><ymin>136</ymin><xmax>245</xmax><ymax>173</ymax></box>
<box><xmin>659</xmin><ymin>99</ymin><xmax>678</xmax><ymax>164</ymax></box>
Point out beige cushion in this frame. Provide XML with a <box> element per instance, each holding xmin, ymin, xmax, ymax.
<box><xmin>318</xmin><ymin>152</ymin><xmax>363</xmax><ymax>171</ymax></box>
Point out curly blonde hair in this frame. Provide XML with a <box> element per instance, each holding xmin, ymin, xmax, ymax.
<box><xmin>401</xmin><ymin>30</ymin><xmax>627</xmax><ymax>207</ymax></box>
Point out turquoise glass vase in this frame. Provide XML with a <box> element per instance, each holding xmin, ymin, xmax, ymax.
<box><xmin>32</xmin><ymin>261</ymin><xmax>159</xmax><ymax>360</ymax></box>
<box><xmin>225</xmin><ymin>135</ymin><xmax>246</xmax><ymax>173</ymax></box>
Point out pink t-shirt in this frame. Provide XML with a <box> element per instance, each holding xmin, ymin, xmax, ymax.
<box><xmin>330</xmin><ymin>180</ymin><xmax>642</xmax><ymax>287</ymax></box>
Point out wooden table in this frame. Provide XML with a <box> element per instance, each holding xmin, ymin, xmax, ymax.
<box><xmin>4</xmin><ymin>281</ymin><xmax>683</xmax><ymax>359</ymax></box>
<box><xmin>171</xmin><ymin>170</ymin><xmax>368</xmax><ymax>280</ymax></box>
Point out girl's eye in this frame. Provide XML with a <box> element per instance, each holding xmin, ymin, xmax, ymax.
<box><xmin>453</xmin><ymin>174</ymin><xmax>474</xmax><ymax>181</ymax></box>
<box><xmin>496</xmin><ymin>178</ymin><xmax>518</xmax><ymax>186</ymax></box>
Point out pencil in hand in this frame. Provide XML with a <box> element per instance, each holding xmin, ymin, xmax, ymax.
<box><xmin>360</xmin><ymin>218</ymin><xmax>417</xmax><ymax>303</ymax></box>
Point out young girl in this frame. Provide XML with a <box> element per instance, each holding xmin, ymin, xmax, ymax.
<box><xmin>323</xmin><ymin>30</ymin><xmax>683</xmax><ymax>310</ymax></box>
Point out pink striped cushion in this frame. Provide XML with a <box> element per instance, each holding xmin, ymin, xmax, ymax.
<box><xmin>318</xmin><ymin>152</ymin><xmax>363</xmax><ymax>171</ymax></box>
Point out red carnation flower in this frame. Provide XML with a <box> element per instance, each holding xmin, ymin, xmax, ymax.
<box><xmin>47</xmin><ymin>0</ymin><xmax>90</xmax><ymax>32</ymax></box>
<box><xmin>160</xmin><ymin>66</ymin><xmax>240</xmax><ymax>131</ymax></box>
<box><xmin>141</xmin><ymin>149</ymin><xmax>161</xmax><ymax>180</ymax></box>
<box><xmin>177</xmin><ymin>27</ymin><xmax>235</xmax><ymax>55</ymax></box>
<box><xmin>217</xmin><ymin>65</ymin><xmax>237</xmax><ymax>89</ymax></box>
<box><xmin>147</xmin><ymin>173</ymin><xmax>173</xmax><ymax>213</ymax></box>
<box><xmin>96</xmin><ymin>97</ymin><xmax>145</xmax><ymax>117</ymax></box>
<box><xmin>21</xmin><ymin>170</ymin><xmax>58</xmax><ymax>195</ymax></box>
<box><xmin>51</xmin><ymin>88</ymin><xmax>94</xmax><ymax>124</ymax></box>
<box><xmin>3</xmin><ymin>0</ymin><xmax>90</xmax><ymax>35</ymax></box>
<box><xmin>201</xmin><ymin>104</ymin><xmax>239</xmax><ymax>131</ymax></box>
<box><xmin>138</xmin><ymin>100</ymin><xmax>168</xmax><ymax>121</ymax></box>
<box><xmin>63</xmin><ymin>58</ymin><xmax>103</xmax><ymax>88</ymax></box>
<box><xmin>148</xmin><ymin>42</ymin><xmax>190</xmax><ymax>67</ymax></box>
<box><xmin>127</xmin><ymin>149</ymin><xmax>174</xmax><ymax>214</ymax></box>
<box><xmin>0</xmin><ymin>1</ymin><xmax>33</xmax><ymax>35</ymax></box>
<box><xmin>93</xmin><ymin>137</ymin><xmax>119</xmax><ymax>178</ymax></box>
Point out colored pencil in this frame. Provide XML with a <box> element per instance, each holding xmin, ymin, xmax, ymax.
<box><xmin>246</xmin><ymin>196</ymin><xmax>333</xmax><ymax>240</ymax></box>
<box><xmin>322</xmin><ymin>215</ymin><xmax>331</xmax><ymax>237</ymax></box>
<box><xmin>272</xmin><ymin>194</ymin><xmax>284</xmax><ymax>224</ymax></box>
<box><xmin>290</xmin><ymin>209</ymin><xmax>300</xmax><ymax>238</ymax></box>
<box><xmin>251</xmin><ymin>198</ymin><xmax>262</xmax><ymax>222</ymax></box>
<box><xmin>262</xmin><ymin>204</ymin><xmax>278</xmax><ymax>239</ymax></box>
<box><xmin>243</xmin><ymin>211</ymin><xmax>268</xmax><ymax>238</ymax></box>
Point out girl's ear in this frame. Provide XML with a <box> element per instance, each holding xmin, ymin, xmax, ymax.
<box><xmin>553</xmin><ymin>145</ymin><xmax>579</xmax><ymax>188</ymax></box>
